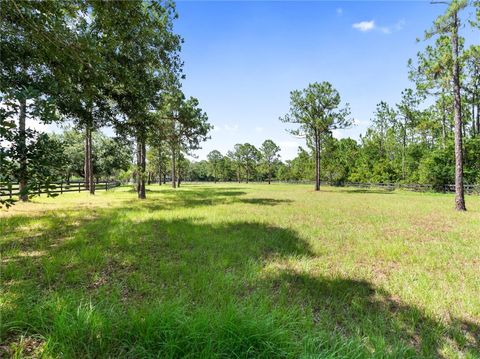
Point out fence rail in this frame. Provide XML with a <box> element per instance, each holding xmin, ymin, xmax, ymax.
<box><xmin>0</xmin><ymin>180</ymin><xmax>121</xmax><ymax>198</ymax></box>
<box><xmin>183</xmin><ymin>180</ymin><xmax>480</xmax><ymax>195</ymax></box>
<box><xmin>314</xmin><ymin>181</ymin><xmax>479</xmax><ymax>195</ymax></box>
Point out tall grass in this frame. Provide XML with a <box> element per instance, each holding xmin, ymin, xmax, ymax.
<box><xmin>1</xmin><ymin>184</ymin><xmax>479</xmax><ymax>358</ymax></box>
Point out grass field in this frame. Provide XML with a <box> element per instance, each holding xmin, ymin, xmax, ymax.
<box><xmin>1</xmin><ymin>183</ymin><xmax>479</xmax><ymax>358</ymax></box>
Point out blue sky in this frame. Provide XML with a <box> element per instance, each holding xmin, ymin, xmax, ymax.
<box><xmin>173</xmin><ymin>0</ymin><xmax>479</xmax><ymax>160</ymax></box>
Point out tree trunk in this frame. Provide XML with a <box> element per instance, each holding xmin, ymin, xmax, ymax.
<box><xmin>88</xmin><ymin>126</ymin><xmax>94</xmax><ymax>195</ymax></box>
<box><xmin>18</xmin><ymin>97</ymin><xmax>28</xmax><ymax>202</ymax></box>
<box><xmin>477</xmin><ymin>103</ymin><xmax>480</xmax><ymax>137</ymax></box>
<box><xmin>136</xmin><ymin>138</ymin><xmax>146</xmax><ymax>199</ymax></box>
<box><xmin>268</xmin><ymin>164</ymin><xmax>271</xmax><ymax>184</ymax></box>
<box><xmin>402</xmin><ymin>123</ymin><xmax>406</xmax><ymax>181</ymax></box>
<box><xmin>314</xmin><ymin>131</ymin><xmax>320</xmax><ymax>191</ymax></box>
<box><xmin>472</xmin><ymin>95</ymin><xmax>476</xmax><ymax>135</ymax></box>
<box><xmin>452</xmin><ymin>11</ymin><xmax>466</xmax><ymax>211</ymax></box>
<box><xmin>158</xmin><ymin>147</ymin><xmax>162</xmax><ymax>185</ymax></box>
<box><xmin>171</xmin><ymin>146</ymin><xmax>176</xmax><ymax>188</ymax></box>
<box><xmin>441</xmin><ymin>95</ymin><xmax>447</xmax><ymax>148</ymax></box>
<box><xmin>84</xmin><ymin>123</ymin><xmax>94</xmax><ymax>194</ymax></box>
<box><xmin>84</xmin><ymin>126</ymin><xmax>89</xmax><ymax>190</ymax></box>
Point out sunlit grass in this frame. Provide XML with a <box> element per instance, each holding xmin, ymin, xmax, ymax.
<box><xmin>1</xmin><ymin>183</ymin><xmax>479</xmax><ymax>358</ymax></box>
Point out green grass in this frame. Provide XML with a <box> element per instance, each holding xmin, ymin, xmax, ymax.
<box><xmin>1</xmin><ymin>183</ymin><xmax>479</xmax><ymax>358</ymax></box>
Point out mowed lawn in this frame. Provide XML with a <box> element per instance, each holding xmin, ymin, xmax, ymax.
<box><xmin>1</xmin><ymin>183</ymin><xmax>479</xmax><ymax>358</ymax></box>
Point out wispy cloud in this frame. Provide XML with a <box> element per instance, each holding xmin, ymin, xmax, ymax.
<box><xmin>394</xmin><ymin>19</ymin><xmax>406</xmax><ymax>31</ymax></box>
<box><xmin>380</xmin><ymin>19</ymin><xmax>405</xmax><ymax>34</ymax></box>
<box><xmin>336</xmin><ymin>8</ymin><xmax>343</xmax><ymax>16</ymax></box>
<box><xmin>352</xmin><ymin>20</ymin><xmax>375</xmax><ymax>32</ymax></box>
<box><xmin>255</xmin><ymin>126</ymin><xmax>263</xmax><ymax>133</ymax></box>
<box><xmin>353</xmin><ymin>19</ymin><xmax>405</xmax><ymax>35</ymax></box>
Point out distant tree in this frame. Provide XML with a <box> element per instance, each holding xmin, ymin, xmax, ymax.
<box><xmin>163</xmin><ymin>92</ymin><xmax>211</xmax><ymax>188</ymax></box>
<box><xmin>189</xmin><ymin>160</ymin><xmax>210</xmax><ymax>181</ymax></box>
<box><xmin>280</xmin><ymin>82</ymin><xmax>351</xmax><ymax>191</ymax></box>
<box><xmin>54</xmin><ymin>129</ymin><xmax>132</xmax><ymax>183</ymax></box>
<box><xmin>322</xmin><ymin>137</ymin><xmax>359</xmax><ymax>183</ymax></box>
<box><xmin>409</xmin><ymin>36</ymin><xmax>454</xmax><ymax>147</ymax></box>
<box><xmin>220</xmin><ymin>155</ymin><xmax>235</xmax><ymax>181</ymax></box>
<box><xmin>239</xmin><ymin>143</ymin><xmax>260</xmax><ymax>183</ymax></box>
<box><xmin>227</xmin><ymin>144</ymin><xmax>244</xmax><ymax>183</ymax></box>
<box><xmin>289</xmin><ymin>147</ymin><xmax>314</xmax><ymax>181</ymax></box>
<box><xmin>426</xmin><ymin>0</ymin><xmax>468</xmax><ymax>210</ymax></box>
<box><xmin>259</xmin><ymin>140</ymin><xmax>281</xmax><ymax>184</ymax></box>
<box><xmin>395</xmin><ymin>89</ymin><xmax>422</xmax><ymax>180</ymax></box>
<box><xmin>1</xmin><ymin>127</ymin><xmax>66</xmax><ymax>205</ymax></box>
<box><xmin>207</xmin><ymin>150</ymin><xmax>223</xmax><ymax>183</ymax></box>
<box><xmin>176</xmin><ymin>153</ymin><xmax>190</xmax><ymax>188</ymax></box>
<box><xmin>95</xmin><ymin>136</ymin><xmax>132</xmax><ymax>181</ymax></box>
<box><xmin>464</xmin><ymin>45</ymin><xmax>480</xmax><ymax>136</ymax></box>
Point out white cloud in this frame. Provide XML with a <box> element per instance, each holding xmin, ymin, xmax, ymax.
<box><xmin>255</xmin><ymin>126</ymin><xmax>263</xmax><ymax>133</ymax></box>
<box><xmin>354</xmin><ymin>19</ymin><xmax>405</xmax><ymax>35</ymax></box>
<box><xmin>336</xmin><ymin>8</ymin><xmax>343</xmax><ymax>16</ymax></box>
<box><xmin>352</xmin><ymin>20</ymin><xmax>375</xmax><ymax>32</ymax></box>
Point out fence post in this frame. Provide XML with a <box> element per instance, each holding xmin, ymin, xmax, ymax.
<box><xmin>105</xmin><ymin>181</ymin><xmax>108</xmax><ymax>191</ymax></box>
<box><xmin>78</xmin><ymin>182</ymin><xmax>81</xmax><ymax>193</ymax></box>
<box><xmin>60</xmin><ymin>181</ymin><xmax>63</xmax><ymax>194</ymax></box>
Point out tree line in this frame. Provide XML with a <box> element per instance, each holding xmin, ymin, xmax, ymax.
<box><xmin>1</xmin><ymin>0</ymin><xmax>478</xmax><ymax>212</ymax></box>
<box><xmin>1</xmin><ymin>0</ymin><xmax>211</xmax><ymax>206</ymax></box>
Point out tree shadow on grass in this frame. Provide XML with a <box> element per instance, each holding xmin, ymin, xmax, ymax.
<box><xmin>1</xmin><ymin>211</ymin><xmax>315</xmax><ymax>357</ymax></box>
<box><xmin>1</xmin><ymin>193</ymin><xmax>478</xmax><ymax>357</ymax></box>
<box><xmin>123</xmin><ymin>187</ymin><xmax>292</xmax><ymax>210</ymax></box>
<box><xmin>319</xmin><ymin>188</ymin><xmax>394</xmax><ymax>195</ymax></box>
<box><xmin>341</xmin><ymin>188</ymin><xmax>395</xmax><ymax>194</ymax></box>
<box><xmin>238</xmin><ymin>198</ymin><xmax>293</xmax><ymax>206</ymax></box>
<box><xmin>259</xmin><ymin>270</ymin><xmax>480</xmax><ymax>357</ymax></box>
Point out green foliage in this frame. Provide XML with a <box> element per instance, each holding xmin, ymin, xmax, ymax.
<box><xmin>207</xmin><ymin>150</ymin><xmax>223</xmax><ymax>182</ymax></box>
<box><xmin>1</xmin><ymin>121</ymin><xmax>67</xmax><ymax>206</ymax></box>
<box><xmin>239</xmin><ymin>143</ymin><xmax>261</xmax><ymax>182</ymax></box>
<box><xmin>280</xmin><ymin>82</ymin><xmax>352</xmax><ymax>138</ymax></box>
<box><xmin>52</xmin><ymin>129</ymin><xmax>132</xmax><ymax>181</ymax></box>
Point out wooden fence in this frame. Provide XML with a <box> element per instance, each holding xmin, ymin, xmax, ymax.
<box><xmin>183</xmin><ymin>180</ymin><xmax>480</xmax><ymax>195</ymax></box>
<box><xmin>0</xmin><ymin>180</ymin><xmax>121</xmax><ymax>199</ymax></box>
<box><xmin>317</xmin><ymin>181</ymin><xmax>479</xmax><ymax>195</ymax></box>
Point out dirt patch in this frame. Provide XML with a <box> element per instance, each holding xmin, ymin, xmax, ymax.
<box><xmin>0</xmin><ymin>335</ymin><xmax>45</xmax><ymax>358</ymax></box>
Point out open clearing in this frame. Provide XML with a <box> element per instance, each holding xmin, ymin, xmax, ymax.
<box><xmin>1</xmin><ymin>184</ymin><xmax>479</xmax><ymax>358</ymax></box>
